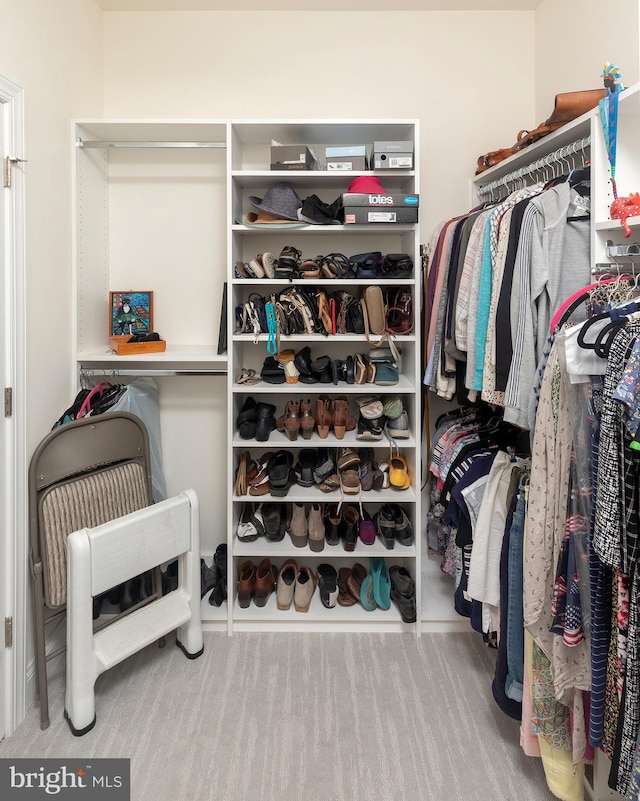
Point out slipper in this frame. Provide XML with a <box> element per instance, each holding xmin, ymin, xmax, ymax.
<box><xmin>347</xmin><ymin>563</ymin><xmax>368</xmax><ymax>604</ymax></box>
<box><xmin>370</xmin><ymin>557</ymin><xmax>391</xmax><ymax>610</ymax></box>
<box><xmin>389</xmin><ymin>454</ymin><xmax>411</xmax><ymax>490</ymax></box>
<box><xmin>358</xmin><ymin>509</ymin><xmax>376</xmax><ymax>545</ymax></box>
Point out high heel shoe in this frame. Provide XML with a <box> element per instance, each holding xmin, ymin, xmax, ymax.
<box><xmin>299</xmin><ymin>398</ymin><xmax>315</xmax><ymax>439</ymax></box>
<box><xmin>277</xmin><ymin>400</ymin><xmax>300</xmax><ymax>441</ymax></box>
<box><xmin>315</xmin><ymin>395</ymin><xmax>332</xmax><ymax>439</ymax></box>
<box><xmin>332</xmin><ymin>395</ymin><xmax>355</xmax><ymax>440</ymax></box>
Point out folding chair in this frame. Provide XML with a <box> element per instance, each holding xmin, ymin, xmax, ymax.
<box><xmin>28</xmin><ymin>412</ymin><xmax>202</xmax><ymax>731</ymax></box>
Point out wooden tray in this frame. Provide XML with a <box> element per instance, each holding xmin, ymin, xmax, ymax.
<box><xmin>109</xmin><ymin>336</ymin><xmax>166</xmax><ymax>356</ymax></box>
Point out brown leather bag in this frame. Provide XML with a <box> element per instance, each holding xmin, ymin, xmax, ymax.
<box><xmin>512</xmin><ymin>88</ymin><xmax>607</xmax><ymax>152</ymax></box>
<box><xmin>475</xmin><ymin>148</ymin><xmax>512</xmax><ymax>175</ymax></box>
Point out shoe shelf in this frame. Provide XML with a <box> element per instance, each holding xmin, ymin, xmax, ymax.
<box><xmin>232</xmin><ymin>593</ymin><xmax>412</xmax><ymax>633</ymax></box>
<box><xmin>227</xmin><ymin>118</ymin><xmax>421</xmax><ymax>634</ymax></box>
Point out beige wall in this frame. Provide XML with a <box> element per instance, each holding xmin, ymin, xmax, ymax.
<box><xmin>102</xmin><ymin>10</ymin><xmax>536</xmax><ymax>232</ymax></box>
<box><xmin>0</xmin><ymin>0</ymin><xmax>103</xmax><ymax>712</ymax></box>
<box><xmin>535</xmin><ymin>0</ymin><xmax>639</xmax><ymax>122</ymax></box>
<box><xmin>0</xmin><ymin>0</ymin><xmax>104</xmax><ymax>451</ymax></box>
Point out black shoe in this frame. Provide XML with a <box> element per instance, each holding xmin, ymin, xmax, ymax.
<box><xmin>311</xmin><ymin>355</ymin><xmax>332</xmax><ymax>383</ymax></box>
<box><xmin>331</xmin><ymin>359</ymin><xmax>345</xmax><ymax>385</ymax></box>
<box><xmin>237</xmin><ymin>396</ymin><xmax>258</xmax><ymax>439</ymax></box>
<box><xmin>201</xmin><ymin>558</ymin><xmax>217</xmax><ymax>599</ymax></box>
<box><xmin>389</xmin><ymin>565</ymin><xmax>416</xmax><ymax>623</ymax></box>
<box><xmin>324</xmin><ymin>504</ymin><xmax>341</xmax><ymax>546</ymax></box>
<box><xmin>209</xmin><ymin>544</ymin><xmax>227</xmax><ymax>606</ymax></box>
<box><xmin>317</xmin><ymin>563</ymin><xmax>338</xmax><ymax>608</ymax></box>
<box><xmin>356</xmin><ymin>412</ymin><xmax>384</xmax><ymax>441</ymax></box>
<box><xmin>254</xmin><ymin>402</ymin><xmax>277</xmax><ymax>441</ymax></box>
<box><xmin>294</xmin><ymin>346</ymin><xmax>317</xmax><ymax>383</ymax></box>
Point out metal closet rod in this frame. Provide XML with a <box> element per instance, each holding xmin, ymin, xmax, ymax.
<box><xmin>77</xmin><ymin>139</ymin><xmax>226</xmax><ymax>149</ymax></box>
<box><xmin>476</xmin><ymin>135</ymin><xmax>591</xmax><ymax>198</ymax></box>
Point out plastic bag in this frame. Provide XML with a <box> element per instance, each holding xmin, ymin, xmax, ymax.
<box><xmin>109</xmin><ymin>377</ymin><xmax>167</xmax><ymax>503</ymax></box>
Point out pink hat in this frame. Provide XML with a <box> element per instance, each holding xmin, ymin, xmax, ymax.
<box><xmin>347</xmin><ymin>175</ymin><xmax>387</xmax><ymax>194</ymax></box>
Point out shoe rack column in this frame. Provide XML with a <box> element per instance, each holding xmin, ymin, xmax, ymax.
<box><xmin>227</xmin><ymin>119</ymin><xmax>421</xmax><ymax>634</ymax></box>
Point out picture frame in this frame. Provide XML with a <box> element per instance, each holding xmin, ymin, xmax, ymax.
<box><xmin>109</xmin><ymin>291</ymin><xmax>154</xmax><ymax>337</ymax></box>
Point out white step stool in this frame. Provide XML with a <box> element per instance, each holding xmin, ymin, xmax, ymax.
<box><xmin>64</xmin><ymin>488</ymin><xmax>203</xmax><ymax>735</ymax></box>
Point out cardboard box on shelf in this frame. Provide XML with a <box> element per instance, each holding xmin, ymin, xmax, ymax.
<box><xmin>109</xmin><ymin>336</ymin><xmax>167</xmax><ymax>355</ymax></box>
<box><xmin>342</xmin><ymin>192</ymin><xmax>419</xmax><ymax>224</ymax></box>
<box><xmin>325</xmin><ymin>145</ymin><xmax>368</xmax><ymax>171</ymax></box>
<box><xmin>370</xmin><ymin>140</ymin><xmax>414</xmax><ymax>170</ymax></box>
<box><xmin>270</xmin><ymin>144</ymin><xmax>314</xmax><ymax>170</ymax></box>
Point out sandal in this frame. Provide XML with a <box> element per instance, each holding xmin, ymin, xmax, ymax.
<box><xmin>275</xmin><ymin>245</ymin><xmax>301</xmax><ymax>279</ymax></box>
<box><xmin>370</xmin><ymin>557</ymin><xmax>391</xmax><ymax>610</ymax></box>
<box><xmin>234</xmin><ymin>451</ymin><xmax>249</xmax><ymax>497</ymax></box>
<box><xmin>347</xmin><ymin>562</ymin><xmax>368</xmax><ymax>604</ymax></box>
<box><xmin>235</xmin><ymin>368</ymin><xmax>261</xmax><ymax>386</ymax></box>
<box><xmin>247</xmin><ymin>451</ymin><xmax>274</xmax><ymax>497</ymax></box>
<box><xmin>267</xmin><ymin>450</ymin><xmax>294</xmax><ymax>497</ymax></box>
<box><xmin>299</xmin><ymin>255</ymin><xmax>324</xmax><ymax>279</ymax></box>
<box><xmin>294</xmin><ymin>448</ymin><xmax>317</xmax><ymax>488</ymax></box>
<box><xmin>321</xmin><ymin>252</ymin><xmax>351</xmax><ymax>279</ymax></box>
<box><xmin>338</xmin><ymin>567</ymin><xmax>357</xmax><ymax>607</ymax></box>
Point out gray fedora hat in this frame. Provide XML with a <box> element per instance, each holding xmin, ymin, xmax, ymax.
<box><xmin>248</xmin><ymin>182</ymin><xmax>302</xmax><ymax>222</ymax></box>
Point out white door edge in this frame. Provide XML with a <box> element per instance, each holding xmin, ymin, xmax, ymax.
<box><xmin>0</xmin><ymin>73</ymin><xmax>27</xmax><ymax>738</ymax></box>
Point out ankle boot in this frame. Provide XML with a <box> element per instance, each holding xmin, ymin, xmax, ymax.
<box><xmin>308</xmin><ymin>502</ymin><xmax>325</xmax><ymax>552</ymax></box>
<box><xmin>299</xmin><ymin>399</ymin><xmax>315</xmax><ymax>439</ymax></box>
<box><xmin>315</xmin><ymin>395</ymin><xmax>332</xmax><ymax>439</ymax></box>
<box><xmin>255</xmin><ymin>402</ymin><xmax>277</xmax><ymax>441</ymax></box>
<box><xmin>288</xmin><ymin>502</ymin><xmax>308</xmax><ymax>547</ymax></box>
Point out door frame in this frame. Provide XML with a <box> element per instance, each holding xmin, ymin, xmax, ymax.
<box><xmin>0</xmin><ymin>74</ymin><xmax>27</xmax><ymax>738</ymax></box>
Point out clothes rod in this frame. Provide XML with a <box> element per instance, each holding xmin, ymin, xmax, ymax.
<box><xmin>476</xmin><ymin>135</ymin><xmax>591</xmax><ymax>198</ymax></box>
<box><xmin>76</xmin><ymin>139</ymin><xmax>226</xmax><ymax>149</ymax></box>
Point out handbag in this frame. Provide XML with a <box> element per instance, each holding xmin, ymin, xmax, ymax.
<box><xmin>512</xmin><ymin>88</ymin><xmax>607</xmax><ymax>151</ymax></box>
<box><xmin>385</xmin><ymin>287</ymin><xmax>413</xmax><ymax>335</ymax></box>
<box><xmin>361</xmin><ymin>285</ymin><xmax>387</xmax><ymax>340</ymax></box>
<box><xmin>380</xmin><ymin>253</ymin><xmax>413</xmax><ymax>278</ymax></box>
<box><xmin>368</xmin><ymin>346</ymin><xmax>400</xmax><ymax>386</ymax></box>
<box><xmin>349</xmin><ymin>251</ymin><xmax>383</xmax><ymax>279</ymax></box>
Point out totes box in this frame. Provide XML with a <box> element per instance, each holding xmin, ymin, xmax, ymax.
<box><xmin>342</xmin><ymin>192</ymin><xmax>419</xmax><ymax>224</ymax></box>
<box><xmin>370</xmin><ymin>141</ymin><xmax>414</xmax><ymax>170</ymax></box>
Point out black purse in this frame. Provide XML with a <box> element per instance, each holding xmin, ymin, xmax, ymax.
<box><xmin>380</xmin><ymin>253</ymin><xmax>413</xmax><ymax>278</ymax></box>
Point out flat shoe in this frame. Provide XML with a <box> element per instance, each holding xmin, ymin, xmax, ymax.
<box><xmin>389</xmin><ymin>454</ymin><xmax>411</xmax><ymax>490</ymax></box>
<box><xmin>317</xmin><ymin>563</ymin><xmax>339</xmax><ymax>609</ymax></box>
<box><xmin>370</xmin><ymin>557</ymin><xmax>391</xmax><ymax>610</ymax></box>
<box><xmin>337</xmin><ymin>568</ymin><xmax>357</xmax><ymax>606</ymax></box>
<box><xmin>347</xmin><ymin>563</ymin><xmax>367</xmax><ymax>603</ymax></box>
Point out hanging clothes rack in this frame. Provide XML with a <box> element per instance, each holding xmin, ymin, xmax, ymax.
<box><xmin>476</xmin><ymin>136</ymin><xmax>591</xmax><ymax>200</ymax></box>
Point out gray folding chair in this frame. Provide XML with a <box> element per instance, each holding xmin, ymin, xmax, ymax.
<box><xmin>28</xmin><ymin>412</ymin><xmax>164</xmax><ymax>729</ymax></box>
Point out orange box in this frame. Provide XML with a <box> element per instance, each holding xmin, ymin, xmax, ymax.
<box><xmin>108</xmin><ymin>336</ymin><xmax>166</xmax><ymax>356</ymax></box>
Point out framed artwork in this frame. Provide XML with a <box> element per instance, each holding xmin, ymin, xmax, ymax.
<box><xmin>109</xmin><ymin>291</ymin><xmax>153</xmax><ymax>337</ymax></box>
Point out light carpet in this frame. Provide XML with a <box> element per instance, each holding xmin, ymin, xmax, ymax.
<box><xmin>1</xmin><ymin>632</ymin><xmax>556</xmax><ymax>801</ymax></box>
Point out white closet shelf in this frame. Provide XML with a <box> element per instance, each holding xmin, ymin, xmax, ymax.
<box><xmin>233</xmin><ymin>487</ymin><xmax>417</xmax><ymax>504</ymax></box>
<box><xmin>232</xmin><ymin>278</ymin><xmax>417</xmax><ymax>287</ymax></box>
<box><xmin>595</xmin><ymin>216</ymin><xmax>640</xmax><ymax>232</ymax></box>
<box><xmin>232</xmin><ymin>376</ymin><xmax>417</xmax><ymax>393</ymax></box>
<box><xmin>233</xmin><ymin>540</ymin><xmax>416</xmax><ymax>559</ymax></box>
<box><xmin>78</xmin><ymin>345</ymin><xmax>228</xmax><ymax>373</ymax></box>
<box><xmin>231</xmin><ymin>223</ymin><xmax>417</xmax><ymax>234</ymax></box>
<box><xmin>232</xmin><ymin>170</ymin><xmax>415</xmax><ymax>188</ymax></box>
<box><xmin>233</xmin><ymin>333</ymin><xmax>416</xmax><ymax>344</ymax></box>
<box><xmin>232</xmin><ymin>593</ymin><xmax>410</xmax><ymax>626</ymax></box>
<box><xmin>232</xmin><ymin>432</ymin><xmax>417</xmax><ymax>448</ymax></box>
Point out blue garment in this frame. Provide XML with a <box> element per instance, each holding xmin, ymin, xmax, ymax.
<box><xmin>472</xmin><ymin>219</ymin><xmax>493</xmax><ymax>390</ymax></box>
<box><xmin>505</xmin><ymin>488</ymin><xmax>526</xmax><ymax>700</ymax></box>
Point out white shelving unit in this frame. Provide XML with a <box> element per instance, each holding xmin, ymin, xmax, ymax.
<box><xmin>227</xmin><ymin>119</ymin><xmax>422</xmax><ymax>633</ymax></box>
